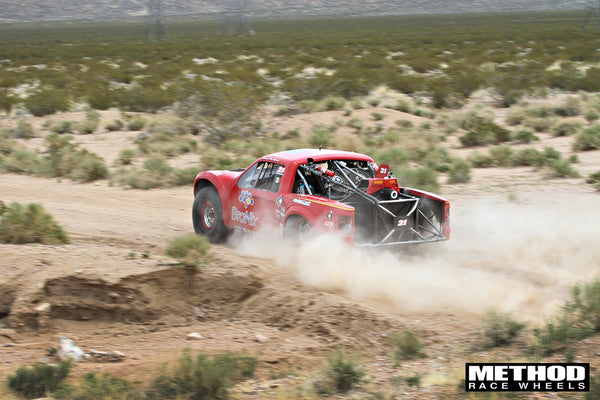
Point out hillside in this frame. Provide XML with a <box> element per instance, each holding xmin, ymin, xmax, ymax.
<box><xmin>0</xmin><ymin>0</ymin><xmax>590</xmax><ymax>23</ymax></box>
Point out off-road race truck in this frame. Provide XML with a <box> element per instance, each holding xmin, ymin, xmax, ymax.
<box><xmin>193</xmin><ymin>148</ymin><xmax>450</xmax><ymax>246</ymax></box>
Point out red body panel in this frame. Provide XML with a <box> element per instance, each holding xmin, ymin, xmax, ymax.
<box><xmin>194</xmin><ymin>149</ymin><xmax>361</xmax><ymax>239</ymax></box>
<box><xmin>193</xmin><ymin>148</ymin><xmax>450</xmax><ymax>244</ymax></box>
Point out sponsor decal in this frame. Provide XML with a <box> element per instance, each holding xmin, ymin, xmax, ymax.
<box><xmin>239</xmin><ymin>190</ymin><xmax>254</xmax><ymax>209</ymax></box>
<box><xmin>231</xmin><ymin>206</ymin><xmax>258</xmax><ymax>227</ymax></box>
<box><xmin>323</xmin><ymin>220</ymin><xmax>334</xmax><ymax>229</ymax></box>
<box><xmin>293</xmin><ymin>198</ymin><xmax>311</xmax><ymax>206</ymax></box>
<box><xmin>465</xmin><ymin>363</ymin><xmax>589</xmax><ymax>392</ymax></box>
<box><xmin>276</xmin><ymin>195</ymin><xmax>283</xmax><ymax>207</ymax></box>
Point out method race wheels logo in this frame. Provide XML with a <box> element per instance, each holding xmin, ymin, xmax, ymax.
<box><xmin>239</xmin><ymin>190</ymin><xmax>254</xmax><ymax>209</ymax></box>
<box><xmin>466</xmin><ymin>363</ymin><xmax>589</xmax><ymax>392</ymax></box>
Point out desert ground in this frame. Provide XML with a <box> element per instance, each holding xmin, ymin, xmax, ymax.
<box><xmin>1</xmin><ymin>101</ymin><xmax>600</xmax><ymax>399</ymax></box>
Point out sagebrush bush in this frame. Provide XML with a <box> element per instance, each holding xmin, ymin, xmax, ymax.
<box><xmin>553</xmin><ymin>119</ymin><xmax>583</xmax><ymax>137</ymax></box>
<box><xmin>489</xmin><ymin>145</ymin><xmax>514</xmax><ymax>167</ymax></box>
<box><xmin>567</xmin><ymin>280</ymin><xmax>600</xmax><ymax>331</ymax></box>
<box><xmin>515</xmin><ymin>128</ymin><xmax>539</xmax><ymax>143</ymax></box>
<box><xmin>10</xmin><ymin>120</ymin><xmax>36</xmax><ymax>139</ymax></box>
<box><xmin>547</xmin><ymin>158</ymin><xmax>580</xmax><ymax>178</ymax></box>
<box><xmin>389</xmin><ymin>330</ymin><xmax>427</xmax><ymax>361</ymax></box>
<box><xmin>6</xmin><ymin>361</ymin><xmax>71</xmax><ymax>399</ymax></box>
<box><xmin>37</xmin><ymin>133</ymin><xmax>108</xmax><ymax>182</ymax></box>
<box><xmin>480</xmin><ymin>310</ymin><xmax>526</xmax><ymax>348</ymax></box>
<box><xmin>529</xmin><ymin>315</ymin><xmax>593</xmax><ymax>359</ymax></box>
<box><xmin>0</xmin><ymin>201</ymin><xmax>70</xmax><ymax>245</ymax></box>
<box><xmin>105</xmin><ymin>119</ymin><xmax>124</xmax><ymax>131</ymax></box>
<box><xmin>49</xmin><ymin>120</ymin><xmax>75</xmax><ymax>134</ymax></box>
<box><xmin>448</xmin><ymin>158</ymin><xmax>471</xmax><ymax>183</ymax></box>
<box><xmin>573</xmin><ymin>126</ymin><xmax>600</xmax><ymax>151</ymax></box>
<box><xmin>69</xmin><ymin>371</ymin><xmax>140</xmax><ymax>400</ymax></box>
<box><xmin>586</xmin><ymin>171</ymin><xmax>600</xmax><ymax>191</ymax></box>
<box><xmin>24</xmin><ymin>89</ymin><xmax>71</xmax><ymax>116</ymax></box>
<box><xmin>468</xmin><ymin>151</ymin><xmax>494</xmax><ymax>168</ymax></box>
<box><xmin>513</xmin><ymin>147</ymin><xmax>545</xmax><ymax>167</ymax></box>
<box><xmin>145</xmin><ymin>349</ymin><xmax>256</xmax><ymax>400</ymax></box>
<box><xmin>316</xmin><ymin>349</ymin><xmax>365</xmax><ymax>394</ymax></box>
<box><xmin>115</xmin><ymin>149</ymin><xmax>136</xmax><ymax>165</ymax></box>
<box><xmin>165</xmin><ymin>234</ymin><xmax>211</xmax><ymax>269</ymax></box>
<box><xmin>76</xmin><ymin>109</ymin><xmax>100</xmax><ymax>134</ymax></box>
<box><xmin>395</xmin><ymin>167</ymin><xmax>439</xmax><ymax>193</ymax></box>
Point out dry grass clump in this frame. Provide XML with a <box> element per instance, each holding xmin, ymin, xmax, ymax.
<box><xmin>0</xmin><ymin>201</ymin><xmax>70</xmax><ymax>245</ymax></box>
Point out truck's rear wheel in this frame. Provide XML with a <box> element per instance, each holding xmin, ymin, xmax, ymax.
<box><xmin>284</xmin><ymin>215</ymin><xmax>313</xmax><ymax>242</ymax></box>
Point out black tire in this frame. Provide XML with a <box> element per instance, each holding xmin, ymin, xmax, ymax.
<box><xmin>284</xmin><ymin>215</ymin><xmax>313</xmax><ymax>242</ymax></box>
<box><xmin>193</xmin><ymin>186</ymin><xmax>229</xmax><ymax>243</ymax></box>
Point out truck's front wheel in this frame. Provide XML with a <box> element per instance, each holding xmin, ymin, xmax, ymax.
<box><xmin>193</xmin><ymin>186</ymin><xmax>229</xmax><ymax>243</ymax></box>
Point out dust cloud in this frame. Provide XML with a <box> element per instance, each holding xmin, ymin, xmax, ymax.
<box><xmin>236</xmin><ymin>196</ymin><xmax>600</xmax><ymax>320</ymax></box>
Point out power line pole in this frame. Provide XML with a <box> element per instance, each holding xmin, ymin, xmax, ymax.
<box><xmin>146</xmin><ymin>0</ymin><xmax>168</xmax><ymax>41</ymax></box>
<box><xmin>220</xmin><ymin>0</ymin><xmax>255</xmax><ymax>36</ymax></box>
<box><xmin>583</xmin><ymin>0</ymin><xmax>600</xmax><ymax>31</ymax></box>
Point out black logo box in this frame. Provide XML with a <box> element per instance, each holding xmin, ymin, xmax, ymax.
<box><xmin>465</xmin><ymin>363</ymin><xmax>590</xmax><ymax>392</ymax></box>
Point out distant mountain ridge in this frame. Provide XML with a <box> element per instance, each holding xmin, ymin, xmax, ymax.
<box><xmin>0</xmin><ymin>0</ymin><xmax>590</xmax><ymax>23</ymax></box>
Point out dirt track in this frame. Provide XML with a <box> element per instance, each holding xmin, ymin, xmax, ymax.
<box><xmin>2</xmin><ymin>110</ymin><xmax>600</xmax><ymax>397</ymax></box>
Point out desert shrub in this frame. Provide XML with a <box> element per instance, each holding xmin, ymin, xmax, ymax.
<box><xmin>23</xmin><ymin>88</ymin><xmax>70</xmax><ymax>116</ymax></box>
<box><xmin>69</xmin><ymin>155</ymin><xmax>109</xmax><ymax>182</ymax></box>
<box><xmin>49</xmin><ymin>120</ymin><xmax>75</xmax><ymax>134</ymax></box>
<box><xmin>547</xmin><ymin>158</ymin><xmax>580</xmax><ymax>178</ymax></box>
<box><xmin>505</xmin><ymin>108</ymin><xmax>526</xmax><ymax>126</ymax></box>
<box><xmin>308</xmin><ymin>127</ymin><xmax>333</xmax><ymax>148</ymax></box>
<box><xmin>3</xmin><ymin>149</ymin><xmax>40</xmax><ymax>174</ymax></box>
<box><xmin>459</xmin><ymin>120</ymin><xmax>511</xmax><ymax>147</ymax></box>
<box><xmin>389</xmin><ymin>330</ymin><xmax>427</xmax><ymax>361</ymax></box>
<box><xmin>10</xmin><ymin>120</ymin><xmax>36</xmax><ymax>139</ymax></box>
<box><xmin>136</xmin><ymin>131</ymin><xmax>197</xmax><ymax>158</ymax></box>
<box><xmin>480</xmin><ymin>310</ymin><xmax>526</xmax><ymax>348</ymax></box>
<box><xmin>524</xmin><ymin>117</ymin><xmax>557</xmax><ymax>133</ymax></box>
<box><xmin>585</xmin><ymin>109</ymin><xmax>600</xmax><ymax>123</ymax></box>
<box><xmin>174</xmin><ymin>167</ymin><xmax>200</xmax><ymax>186</ymax></box>
<box><xmin>321</xmin><ymin>96</ymin><xmax>346</xmax><ymax>111</ymax></box>
<box><xmin>489</xmin><ymin>145</ymin><xmax>514</xmax><ymax>167</ymax></box>
<box><xmin>395</xmin><ymin>167</ymin><xmax>439</xmax><ymax>193</ymax></box>
<box><xmin>543</xmin><ymin>146</ymin><xmax>561</xmax><ymax>161</ymax></box>
<box><xmin>586</xmin><ymin>171</ymin><xmax>600</xmax><ymax>191</ymax></box>
<box><xmin>553</xmin><ymin>119</ymin><xmax>583</xmax><ymax>137</ymax></box>
<box><xmin>315</xmin><ymin>349</ymin><xmax>365</xmax><ymax>394</ymax></box>
<box><xmin>529</xmin><ymin>315</ymin><xmax>593</xmax><ymax>359</ymax></box>
<box><xmin>567</xmin><ymin>279</ymin><xmax>600</xmax><ymax>331</ymax></box>
<box><xmin>448</xmin><ymin>158</ymin><xmax>471</xmax><ymax>183</ymax></box>
<box><xmin>0</xmin><ymin>201</ymin><xmax>70</xmax><ymax>245</ymax></box>
<box><xmin>165</xmin><ymin>234</ymin><xmax>211</xmax><ymax>269</ymax></box>
<box><xmin>70</xmin><ymin>372</ymin><xmax>140</xmax><ymax>400</ymax></box>
<box><xmin>553</xmin><ymin>97</ymin><xmax>582</xmax><ymax>117</ymax></box>
<box><xmin>514</xmin><ymin>128</ymin><xmax>539</xmax><ymax>143</ymax></box>
<box><xmin>126</xmin><ymin>115</ymin><xmax>147</xmax><ymax>131</ymax></box>
<box><xmin>377</xmin><ymin>148</ymin><xmax>409</xmax><ymax>168</ymax></box>
<box><xmin>76</xmin><ymin>109</ymin><xmax>100</xmax><ymax>134</ymax></box>
<box><xmin>105</xmin><ymin>119</ymin><xmax>124</xmax><ymax>132</ymax></box>
<box><xmin>6</xmin><ymin>361</ymin><xmax>71</xmax><ymax>399</ymax></box>
<box><xmin>573</xmin><ymin>126</ymin><xmax>600</xmax><ymax>151</ymax></box>
<box><xmin>116</xmin><ymin>157</ymin><xmax>189</xmax><ymax>189</ymax></box>
<box><xmin>371</xmin><ymin>112</ymin><xmax>384</xmax><ymax>121</ymax></box>
<box><xmin>513</xmin><ymin>147</ymin><xmax>545</xmax><ymax>167</ymax></box>
<box><xmin>529</xmin><ymin>279</ymin><xmax>600</xmax><ymax>359</ymax></box>
<box><xmin>116</xmin><ymin>149</ymin><xmax>136</xmax><ymax>165</ymax></box>
<box><xmin>145</xmin><ymin>349</ymin><xmax>256</xmax><ymax>400</ymax></box>
<box><xmin>37</xmin><ymin>133</ymin><xmax>108</xmax><ymax>182</ymax></box>
<box><xmin>468</xmin><ymin>151</ymin><xmax>495</xmax><ymax>168</ymax></box>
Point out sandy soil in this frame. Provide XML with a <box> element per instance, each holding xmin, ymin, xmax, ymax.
<box><xmin>1</xmin><ymin>103</ymin><xmax>600</xmax><ymax>398</ymax></box>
